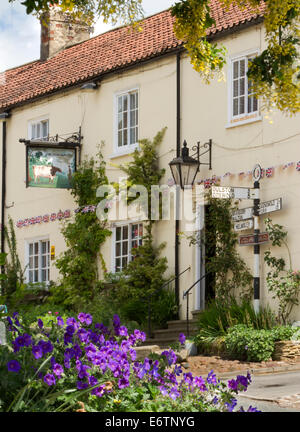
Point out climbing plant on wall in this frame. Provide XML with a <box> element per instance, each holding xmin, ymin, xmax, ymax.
<box><xmin>264</xmin><ymin>217</ymin><xmax>300</xmax><ymax>324</ymax></box>
<box><xmin>110</xmin><ymin>129</ymin><xmax>176</xmax><ymax>327</ymax></box>
<box><xmin>51</xmin><ymin>147</ymin><xmax>111</xmax><ymax>308</ymax></box>
<box><xmin>187</xmin><ymin>190</ymin><xmax>253</xmax><ymax>304</ymax></box>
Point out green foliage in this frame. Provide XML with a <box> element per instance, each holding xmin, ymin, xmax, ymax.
<box><xmin>109</xmin><ymin>229</ymin><xmax>174</xmax><ymax>328</ymax></box>
<box><xmin>194</xmin><ymin>297</ymin><xmax>276</xmax><ymax>353</ymax></box>
<box><xmin>188</xmin><ymin>191</ymin><xmax>253</xmax><ymax>302</ymax></box>
<box><xmin>264</xmin><ymin>217</ymin><xmax>300</xmax><ymax>324</ymax></box>
<box><xmin>51</xmin><ymin>148</ymin><xmax>111</xmax><ymax>308</ymax></box>
<box><xmin>112</xmin><ymin>129</ymin><xmax>174</xmax><ymax>329</ymax></box>
<box><xmin>0</xmin><ymin>217</ymin><xmax>25</xmax><ymax>307</ymax></box>
<box><xmin>118</xmin><ymin>127</ymin><xmax>166</xmax><ymax>226</ymax></box>
<box><xmin>270</xmin><ymin>325</ymin><xmax>300</xmax><ymax>341</ymax></box>
<box><xmin>9</xmin><ymin>0</ymin><xmax>144</xmax><ymax>28</ymax></box>
<box><xmin>0</xmin><ymin>253</ymin><xmax>7</xmax><ymax>282</ymax></box>
<box><xmin>225</xmin><ymin>323</ymin><xmax>300</xmax><ymax>362</ymax></box>
<box><xmin>171</xmin><ymin>0</ymin><xmax>300</xmax><ymax>114</ymax></box>
<box><xmin>225</xmin><ymin>324</ymin><xmax>275</xmax><ymax>362</ymax></box>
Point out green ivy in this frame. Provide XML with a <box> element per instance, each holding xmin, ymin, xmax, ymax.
<box><xmin>110</xmin><ymin>129</ymin><xmax>174</xmax><ymax>328</ymax></box>
<box><xmin>264</xmin><ymin>217</ymin><xmax>300</xmax><ymax>324</ymax></box>
<box><xmin>50</xmin><ymin>147</ymin><xmax>111</xmax><ymax>308</ymax></box>
<box><xmin>187</xmin><ymin>190</ymin><xmax>253</xmax><ymax>303</ymax></box>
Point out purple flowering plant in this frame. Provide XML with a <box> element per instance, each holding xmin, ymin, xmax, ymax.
<box><xmin>0</xmin><ymin>312</ymin><xmax>259</xmax><ymax>412</ymax></box>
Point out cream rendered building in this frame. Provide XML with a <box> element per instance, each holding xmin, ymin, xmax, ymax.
<box><xmin>1</xmin><ymin>4</ymin><xmax>300</xmax><ymax>321</ymax></box>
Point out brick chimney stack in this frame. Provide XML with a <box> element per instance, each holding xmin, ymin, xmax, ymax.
<box><xmin>40</xmin><ymin>6</ymin><xmax>92</xmax><ymax>61</ymax></box>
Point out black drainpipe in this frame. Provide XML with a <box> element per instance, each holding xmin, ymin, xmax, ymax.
<box><xmin>175</xmin><ymin>50</ymin><xmax>181</xmax><ymax>316</ymax></box>
<box><xmin>1</xmin><ymin>112</ymin><xmax>10</xmax><ymax>260</ymax></box>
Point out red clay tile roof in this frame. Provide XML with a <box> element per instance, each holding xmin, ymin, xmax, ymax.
<box><xmin>0</xmin><ymin>2</ymin><xmax>265</xmax><ymax>112</ymax></box>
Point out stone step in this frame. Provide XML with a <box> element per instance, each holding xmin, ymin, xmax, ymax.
<box><xmin>143</xmin><ymin>337</ymin><xmax>180</xmax><ymax>349</ymax></box>
<box><xmin>153</xmin><ymin>328</ymin><xmax>197</xmax><ymax>341</ymax></box>
<box><xmin>166</xmin><ymin>319</ymin><xmax>199</xmax><ymax>331</ymax></box>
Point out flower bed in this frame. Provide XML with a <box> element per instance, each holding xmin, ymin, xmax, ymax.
<box><xmin>0</xmin><ymin>312</ymin><xmax>259</xmax><ymax>412</ymax></box>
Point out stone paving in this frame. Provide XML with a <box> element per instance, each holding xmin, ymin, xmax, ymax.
<box><xmin>184</xmin><ymin>354</ymin><xmax>300</xmax><ymax>376</ymax></box>
<box><xmin>185</xmin><ymin>355</ymin><xmax>300</xmax><ymax>410</ymax></box>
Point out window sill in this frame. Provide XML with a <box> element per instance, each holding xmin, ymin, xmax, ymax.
<box><xmin>109</xmin><ymin>144</ymin><xmax>139</xmax><ymax>159</ymax></box>
<box><xmin>226</xmin><ymin>114</ymin><xmax>262</xmax><ymax>129</ymax></box>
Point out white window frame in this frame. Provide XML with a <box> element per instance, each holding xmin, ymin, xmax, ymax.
<box><xmin>113</xmin><ymin>88</ymin><xmax>139</xmax><ymax>157</ymax></box>
<box><xmin>111</xmin><ymin>222</ymin><xmax>143</xmax><ymax>273</ymax></box>
<box><xmin>227</xmin><ymin>50</ymin><xmax>262</xmax><ymax>128</ymax></box>
<box><xmin>25</xmin><ymin>236</ymin><xmax>50</xmax><ymax>285</ymax></box>
<box><xmin>28</xmin><ymin>116</ymin><xmax>49</xmax><ymax>141</ymax></box>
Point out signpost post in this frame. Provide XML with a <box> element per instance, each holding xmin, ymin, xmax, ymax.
<box><xmin>211</xmin><ymin>164</ymin><xmax>283</xmax><ymax>315</ymax></box>
<box><xmin>252</xmin><ymin>164</ymin><xmax>261</xmax><ymax>314</ymax></box>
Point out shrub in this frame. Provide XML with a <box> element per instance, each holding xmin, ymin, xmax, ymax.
<box><xmin>225</xmin><ymin>325</ymin><xmax>274</xmax><ymax>362</ymax></box>
<box><xmin>270</xmin><ymin>325</ymin><xmax>300</xmax><ymax>341</ymax></box>
<box><xmin>0</xmin><ymin>312</ymin><xmax>259</xmax><ymax>412</ymax></box>
<box><xmin>194</xmin><ymin>297</ymin><xmax>276</xmax><ymax>353</ymax></box>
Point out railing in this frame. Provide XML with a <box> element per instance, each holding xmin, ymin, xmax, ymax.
<box><xmin>146</xmin><ymin>266</ymin><xmax>191</xmax><ymax>338</ymax></box>
<box><xmin>182</xmin><ymin>273</ymin><xmax>208</xmax><ymax>337</ymax></box>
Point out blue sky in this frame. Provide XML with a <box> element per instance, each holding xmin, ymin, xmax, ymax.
<box><xmin>0</xmin><ymin>0</ymin><xmax>175</xmax><ymax>72</ymax></box>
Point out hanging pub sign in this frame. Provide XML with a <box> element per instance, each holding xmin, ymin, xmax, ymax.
<box><xmin>20</xmin><ymin>128</ymin><xmax>82</xmax><ymax>190</ymax></box>
<box><xmin>26</xmin><ymin>146</ymin><xmax>76</xmax><ymax>189</ymax></box>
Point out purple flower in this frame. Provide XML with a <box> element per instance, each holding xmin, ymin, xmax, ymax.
<box><xmin>237</xmin><ymin>375</ymin><xmax>248</xmax><ymax>391</ymax></box>
<box><xmin>44</xmin><ymin>374</ymin><xmax>56</xmax><ymax>386</ymax></box>
<box><xmin>39</xmin><ymin>340</ymin><xmax>53</xmax><ymax>354</ymax></box>
<box><xmin>212</xmin><ymin>396</ymin><xmax>218</xmax><ymax>405</ymax></box>
<box><xmin>66</xmin><ymin>325</ymin><xmax>75</xmax><ymax>335</ymax></box>
<box><xmin>206</xmin><ymin>370</ymin><xmax>217</xmax><ymax>385</ymax></box>
<box><xmin>66</xmin><ymin>317</ymin><xmax>79</xmax><ymax>330</ymax></box>
<box><xmin>91</xmin><ymin>385</ymin><xmax>106</xmax><ymax>397</ymax></box>
<box><xmin>179</xmin><ymin>333</ymin><xmax>186</xmax><ymax>345</ymax></box>
<box><xmin>7</xmin><ymin>360</ymin><xmax>21</xmax><ymax>373</ymax></box>
<box><xmin>78</xmin><ymin>313</ymin><xmax>86</xmax><ymax>323</ymax></box>
<box><xmin>85</xmin><ymin>314</ymin><xmax>93</xmax><ymax>326</ymax></box>
<box><xmin>15</xmin><ymin>335</ymin><xmax>26</xmax><ymax>348</ymax></box>
<box><xmin>37</xmin><ymin>319</ymin><xmax>44</xmax><ymax>329</ymax></box>
<box><xmin>225</xmin><ymin>398</ymin><xmax>237</xmax><ymax>412</ymax></box>
<box><xmin>53</xmin><ymin>363</ymin><xmax>64</xmax><ymax>378</ymax></box>
<box><xmin>77</xmin><ymin>328</ymin><xmax>89</xmax><ymax>343</ymax></box>
<box><xmin>118</xmin><ymin>377</ymin><xmax>129</xmax><ymax>389</ymax></box>
<box><xmin>64</xmin><ymin>347</ymin><xmax>75</xmax><ymax>359</ymax></box>
<box><xmin>119</xmin><ymin>326</ymin><xmax>128</xmax><ymax>337</ymax></box>
<box><xmin>78</xmin><ymin>364</ymin><xmax>91</xmax><ymax>379</ymax></box>
<box><xmin>113</xmin><ymin>315</ymin><xmax>121</xmax><ymax>327</ymax></box>
<box><xmin>23</xmin><ymin>333</ymin><xmax>32</xmax><ymax>347</ymax></box>
<box><xmin>159</xmin><ymin>386</ymin><xmax>169</xmax><ymax>396</ymax></box>
<box><xmin>194</xmin><ymin>376</ymin><xmax>207</xmax><ymax>391</ymax></box>
<box><xmin>246</xmin><ymin>406</ymin><xmax>260</xmax><ymax>412</ymax></box>
<box><xmin>77</xmin><ymin>381</ymin><xmax>88</xmax><ymax>390</ymax></box>
<box><xmin>57</xmin><ymin>316</ymin><xmax>64</xmax><ymax>327</ymax></box>
<box><xmin>184</xmin><ymin>372</ymin><xmax>193</xmax><ymax>386</ymax></box>
<box><xmin>228</xmin><ymin>379</ymin><xmax>238</xmax><ymax>392</ymax></box>
<box><xmin>169</xmin><ymin>387</ymin><xmax>180</xmax><ymax>400</ymax></box>
<box><xmin>89</xmin><ymin>375</ymin><xmax>98</xmax><ymax>386</ymax></box>
<box><xmin>32</xmin><ymin>345</ymin><xmax>43</xmax><ymax>359</ymax></box>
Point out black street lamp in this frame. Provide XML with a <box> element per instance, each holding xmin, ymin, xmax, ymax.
<box><xmin>169</xmin><ymin>139</ymin><xmax>212</xmax><ymax>189</ymax></box>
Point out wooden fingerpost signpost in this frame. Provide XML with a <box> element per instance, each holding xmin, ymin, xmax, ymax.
<box><xmin>212</xmin><ymin>163</ymin><xmax>283</xmax><ymax>314</ymax></box>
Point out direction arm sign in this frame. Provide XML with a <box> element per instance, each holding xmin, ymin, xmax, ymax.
<box><xmin>212</xmin><ymin>186</ymin><xmax>259</xmax><ymax>200</ymax></box>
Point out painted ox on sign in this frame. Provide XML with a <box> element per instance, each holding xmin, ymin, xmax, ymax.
<box><xmin>32</xmin><ymin>165</ymin><xmax>62</xmax><ymax>183</ymax></box>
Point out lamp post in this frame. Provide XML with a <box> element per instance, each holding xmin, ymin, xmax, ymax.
<box><xmin>169</xmin><ymin>139</ymin><xmax>212</xmax><ymax>189</ymax></box>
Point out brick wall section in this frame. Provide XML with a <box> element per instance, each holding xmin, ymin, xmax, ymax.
<box><xmin>40</xmin><ymin>8</ymin><xmax>92</xmax><ymax>61</ymax></box>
